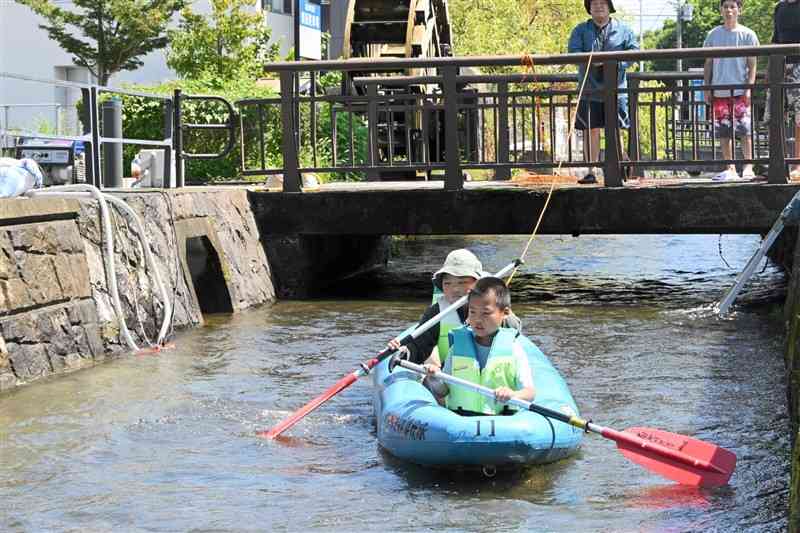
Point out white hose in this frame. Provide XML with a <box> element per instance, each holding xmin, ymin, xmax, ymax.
<box><xmin>102</xmin><ymin>194</ymin><xmax>172</xmax><ymax>345</ymax></box>
<box><xmin>26</xmin><ymin>185</ymin><xmax>173</xmax><ymax>350</ymax></box>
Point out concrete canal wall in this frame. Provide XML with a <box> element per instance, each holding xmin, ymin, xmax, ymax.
<box><xmin>784</xmin><ymin>232</ymin><xmax>800</xmax><ymax>532</ymax></box>
<box><xmin>0</xmin><ymin>189</ymin><xmax>275</xmax><ymax>392</ymax></box>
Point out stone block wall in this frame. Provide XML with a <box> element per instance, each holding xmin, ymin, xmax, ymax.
<box><xmin>784</xmin><ymin>230</ymin><xmax>800</xmax><ymax>532</ymax></box>
<box><xmin>0</xmin><ymin>188</ymin><xmax>275</xmax><ymax>392</ymax></box>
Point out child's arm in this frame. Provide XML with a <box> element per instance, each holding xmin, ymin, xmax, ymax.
<box><xmin>703</xmin><ymin>58</ymin><xmax>714</xmax><ymax>104</ymax></box>
<box><xmin>386</xmin><ymin>304</ymin><xmax>440</xmax><ymax>364</ymax></box>
<box><xmin>423</xmin><ymin>352</ymin><xmax>450</xmax><ymax>400</ymax></box>
<box><xmin>746</xmin><ymin>55</ymin><xmax>757</xmax><ymax>99</ymax></box>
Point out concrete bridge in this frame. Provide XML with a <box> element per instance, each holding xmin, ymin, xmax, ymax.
<box><xmin>250</xmin><ymin>180</ymin><xmax>800</xmax><ymax>236</ymax></box>
<box><xmin>246</xmin><ymin>45</ymin><xmax>800</xmax><ymax>240</ymax></box>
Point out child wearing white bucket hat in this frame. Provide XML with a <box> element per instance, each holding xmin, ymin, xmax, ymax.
<box><xmin>389</xmin><ymin>249</ymin><xmax>483</xmax><ymax>370</ymax></box>
<box><xmin>388</xmin><ymin>249</ymin><xmax>523</xmax><ymax>372</ymax></box>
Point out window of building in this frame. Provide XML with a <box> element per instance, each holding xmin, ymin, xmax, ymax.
<box><xmin>263</xmin><ymin>0</ymin><xmax>293</xmax><ymax>14</ymax></box>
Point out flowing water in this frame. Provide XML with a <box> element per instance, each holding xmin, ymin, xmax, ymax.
<box><xmin>0</xmin><ymin>235</ymin><xmax>791</xmax><ymax>532</ymax></box>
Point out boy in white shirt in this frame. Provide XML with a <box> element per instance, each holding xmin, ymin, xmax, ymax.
<box><xmin>703</xmin><ymin>0</ymin><xmax>760</xmax><ymax>181</ymax></box>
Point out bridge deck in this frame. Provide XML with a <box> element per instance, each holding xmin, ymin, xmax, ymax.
<box><xmin>245</xmin><ymin>177</ymin><xmax>800</xmax><ymax>236</ymax></box>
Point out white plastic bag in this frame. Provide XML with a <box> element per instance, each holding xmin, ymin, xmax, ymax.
<box><xmin>0</xmin><ymin>158</ymin><xmax>44</xmax><ymax>198</ymax></box>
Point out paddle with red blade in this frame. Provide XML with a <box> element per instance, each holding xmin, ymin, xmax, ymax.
<box><xmin>256</xmin><ymin>259</ymin><xmax>523</xmax><ymax>440</ymax></box>
<box><xmin>390</xmin><ymin>357</ymin><xmax>736</xmax><ymax>487</ymax></box>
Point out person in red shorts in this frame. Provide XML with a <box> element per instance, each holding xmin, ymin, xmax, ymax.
<box><xmin>702</xmin><ymin>0</ymin><xmax>759</xmax><ymax>181</ymax></box>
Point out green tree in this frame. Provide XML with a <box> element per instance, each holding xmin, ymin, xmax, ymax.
<box><xmin>449</xmin><ymin>0</ymin><xmax>586</xmax><ymax>69</ymax></box>
<box><xmin>644</xmin><ymin>0</ymin><xmax>776</xmax><ymax>72</ymax></box>
<box><xmin>15</xmin><ymin>0</ymin><xmax>185</xmax><ymax>85</ymax></box>
<box><xmin>166</xmin><ymin>0</ymin><xmax>280</xmax><ymax>86</ymax></box>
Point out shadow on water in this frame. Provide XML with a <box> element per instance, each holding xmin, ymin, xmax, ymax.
<box><xmin>377</xmin><ymin>446</ymin><xmax>580</xmax><ymax>498</ymax></box>
<box><xmin>329</xmin><ymin>270</ymin><xmax>787</xmax><ymax>309</ymax></box>
<box><xmin>326</xmin><ymin>234</ymin><xmax>788</xmax><ymax>310</ymax></box>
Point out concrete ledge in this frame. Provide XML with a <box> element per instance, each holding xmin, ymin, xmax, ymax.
<box><xmin>0</xmin><ymin>198</ymin><xmax>80</xmax><ymax>226</ymax></box>
<box><xmin>250</xmin><ymin>184</ymin><xmax>800</xmax><ymax>235</ymax></box>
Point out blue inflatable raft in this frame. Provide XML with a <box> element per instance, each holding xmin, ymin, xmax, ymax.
<box><xmin>372</xmin><ymin>334</ymin><xmax>583</xmax><ymax>470</ymax></box>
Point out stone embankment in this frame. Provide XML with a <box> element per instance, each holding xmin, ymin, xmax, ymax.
<box><xmin>0</xmin><ymin>189</ymin><xmax>275</xmax><ymax>392</ymax></box>
<box><xmin>785</xmin><ymin>235</ymin><xmax>800</xmax><ymax>532</ymax></box>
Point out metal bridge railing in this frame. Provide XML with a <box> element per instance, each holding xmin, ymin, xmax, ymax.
<box><xmin>246</xmin><ymin>44</ymin><xmax>800</xmax><ymax>191</ymax></box>
<box><xmin>0</xmin><ymin>72</ymin><xmax>236</xmax><ymax>188</ymax></box>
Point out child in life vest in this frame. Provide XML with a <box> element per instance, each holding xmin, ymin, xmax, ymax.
<box><xmin>426</xmin><ymin>277</ymin><xmax>535</xmax><ymax>414</ymax></box>
<box><xmin>388</xmin><ymin>248</ymin><xmax>483</xmax><ymax>368</ymax></box>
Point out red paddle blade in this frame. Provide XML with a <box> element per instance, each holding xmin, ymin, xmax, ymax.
<box><xmin>256</xmin><ymin>372</ymin><xmax>360</xmax><ymax>439</ymax></box>
<box><xmin>613</xmin><ymin>427</ymin><xmax>736</xmax><ymax>488</ymax></box>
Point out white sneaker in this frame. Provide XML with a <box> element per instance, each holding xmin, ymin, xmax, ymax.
<box><xmin>712</xmin><ymin>169</ymin><xmax>740</xmax><ymax>181</ymax></box>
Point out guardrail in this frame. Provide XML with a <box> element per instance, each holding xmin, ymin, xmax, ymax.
<box><xmin>0</xmin><ymin>72</ymin><xmax>236</xmax><ymax>188</ymax></box>
<box><xmin>247</xmin><ymin>44</ymin><xmax>800</xmax><ymax>191</ymax></box>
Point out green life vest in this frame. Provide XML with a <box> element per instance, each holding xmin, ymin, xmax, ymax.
<box><xmin>435</xmin><ymin>295</ymin><xmax>464</xmax><ymax>367</ymax></box>
<box><xmin>445</xmin><ymin>327</ymin><xmax>519</xmax><ymax>415</ymax></box>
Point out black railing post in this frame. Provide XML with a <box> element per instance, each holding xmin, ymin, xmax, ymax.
<box><xmin>627</xmin><ymin>77</ymin><xmax>641</xmax><ymax>179</ymax></box>
<box><xmin>768</xmin><ymin>54</ymin><xmax>788</xmax><ymax>184</ymax></box>
<box><xmin>602</xmin><ymin>60</ymin><xmax>623</xmax><ymax>187</ymax></box>
<box><xmin>366</xmin><ymin>83</ymin><xmax>379</xmax><ymax>181</ymax></box>
<box><xmin>88</xmin><ymin>86</ymin><xmax>102</xmax><ymax>189</ymax></box>
<box><xmin>280</xmin><ymin>71</ymin><xmax>302</xmax><ymax>192</ymax></box>
<box><xmin>442</xmin><ymin>66</ymin><xmax>463</xmax><ymax>190</ymax></box>
<box><xmin>163</xmin><ymin>98</ymin><xmax>173</xmax><ymax>188</ymax></box>
<box><xmin>496</xmin><ymin>81</ymin><xmax>510</xmax><ymax>180</ymax></box>
<box><xmin>101</xmin><ymin>97</ymin><xmax>123</xmax><ymax>188</ymax></box>
<box><xmin>80</xmin><ymin>87</ymin><xmax>95</xmax><ymax>186</ymax></box>
<box><xmin>173</xmin><ymin>89</ymin><xmax>184</xmax><ymax>188</ymax></box>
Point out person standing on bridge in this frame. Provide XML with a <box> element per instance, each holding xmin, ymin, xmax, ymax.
<box><xmin>702</xmin><ymin>0</ymin><xmax>759</xmax><ymax>181</ymax></box>
<box><xmin>767</xmin><ymin>0</ymin><xmax>800</xmax><ymax>179</ymax></box>
<box><xmin>568</xmin><ymin>0</ymin><xmax>639</xmax><ymax>185</ymax></box>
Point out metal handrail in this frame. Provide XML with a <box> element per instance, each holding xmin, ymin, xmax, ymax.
<box><xmin>261</xmin><ymin>44</ymin><xmax>800</xmax><ymax>72</ymax></box>
<box><xmin>243</xmin><ymin>47</ymin><xmax>800</xmax><ymax>191</ymax></box>
<box><xmin>176</xmin><ymin>93</ymin><xmax>237</xmax><ymax>160</ymax></box>
<box><xmin>2</xmin><ymin>71</ymin><xmax>241</xmax><ymax>188</ymax></box>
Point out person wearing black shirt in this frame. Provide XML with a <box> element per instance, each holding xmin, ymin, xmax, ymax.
<box><xmin>771</xmin><ymin>0</ymin><xmax>800</xmax><ymax>178</ymax></box>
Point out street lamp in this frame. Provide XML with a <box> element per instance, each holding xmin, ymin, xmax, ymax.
<box><xmin>639</xmin><ymin>0</ymin><xmax>644</xmax><ymax>72</ymax></box>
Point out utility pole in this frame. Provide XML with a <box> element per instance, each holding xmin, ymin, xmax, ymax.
<box><xmin>294</xmin><ymin>0</ymin><xmax>301</xmax><ymax>164</ymax></box>
<box><xmin>294</xmin><ymin>0</ymin><xmax>301</xmax><ymax>62</ymax></box>
<box><xmin>639</xmin><ymin>0</ymin><xmax>644</xmax><ymax>72</ymax></box>
<box><xmin>676</xmin><ymin>1</ymin><xmax>693</xmax><ymax>72</ymax></box>
<box><xmin>676</xmin><ymin>0</ymin><xmax>683</xmax><ymax>73</ymax></box>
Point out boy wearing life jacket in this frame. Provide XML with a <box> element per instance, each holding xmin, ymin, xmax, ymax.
<box><xmin>389</xmin><ymin>248</ymin><xmax>483</xmax><ymax>367</ymax></box>
<box><xmin>428</xmin><ymin>277</ymin><xmax>535</xmax><ymax>415</ymax></box>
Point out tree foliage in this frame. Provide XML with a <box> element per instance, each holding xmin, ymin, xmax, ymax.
<box><xmin>166</xmin><ymin>0</ymin><xmax>280</xmax><ymax>87</ymax></box>
<box><xmin>15</xmin><ymin>0</ymin><xmax>185</xmax><ymax>85</ymax></box>
<box><xmin>449</xmin><ymin>0</ymin><xmax>587</xmax><ymax>69</ymax></box>
<box><xmin>643</xmin><ymin>0</ymin><xmax>776</xmax><ymax>72</ymax></box>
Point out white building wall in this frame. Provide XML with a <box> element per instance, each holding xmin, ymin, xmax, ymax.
<box><xmin>265</xmin><ymin>12</ymin><xmax>295</xmax><ymax>58</ymax></box>
<box><xmin>1</xmin><ymin>1</ymin><xmax>80</xmax><ymax>135</ymax></box>
<box><xmin>0</xmin><ymin>1</ymin><xmax>304</xmax><ymax>135</ymax></box>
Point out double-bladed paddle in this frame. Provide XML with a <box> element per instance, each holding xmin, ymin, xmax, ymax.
<box><xmin>257</xmin><ymin>259</ymin><xmax>523</xmax><ymax>439</ymax></box>
<box><xmin>389</xmin><ymin>357</ymin><xmax>737</xmax><ymax>487</ymax></box>
<box><xmin>717</xmin><ymin>190</ymin><xmax>800</xmax><ymax>315</ymax></box>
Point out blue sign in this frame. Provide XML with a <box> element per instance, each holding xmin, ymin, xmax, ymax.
<box><xmin>299</xmin><ymin>0</ymin><xmax>321</xmax><ymax>31</ymax></box>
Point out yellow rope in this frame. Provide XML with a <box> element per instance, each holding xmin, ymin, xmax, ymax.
<box><xmin>507</xmin><ymin>50</ymin><xmax>595</xmax><ymax>287</ymax></box>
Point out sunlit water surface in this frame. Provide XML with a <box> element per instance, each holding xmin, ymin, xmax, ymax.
<box><xmin>0</xmin><ymin>234</ymin><xmax>790</xmax><ymax>532</ymax></box>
